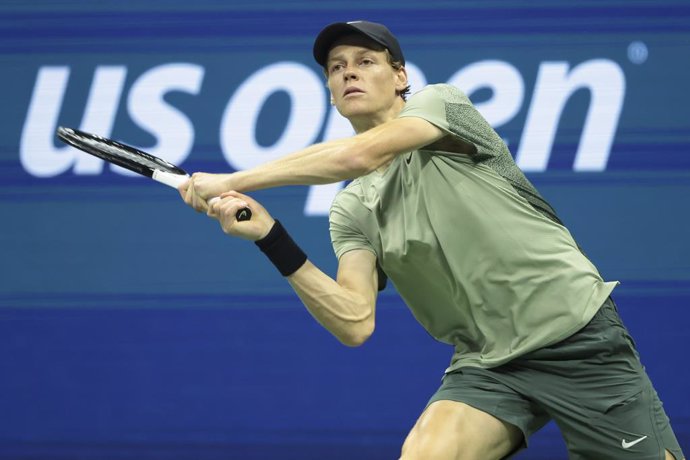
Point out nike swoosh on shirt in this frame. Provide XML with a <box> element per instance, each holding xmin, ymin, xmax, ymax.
<box><xmin>621</xmin><ymin>435</ymin><xmax>648</xmax><ymax>449</ymax></box>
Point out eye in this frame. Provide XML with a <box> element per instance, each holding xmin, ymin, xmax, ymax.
<box><xmin>360</xmin><ymin>58</ymin><xmax>374</xmax><ymax>66</ymax></box>
<box><xmin>330</xmin><ymin>63</ymin><xmax>344</xmax><ymax>73</ymax></box>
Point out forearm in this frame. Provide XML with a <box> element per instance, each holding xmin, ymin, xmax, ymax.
<box><xmin>181</xmin><ymin>118</ymin><xmax>443</xmax><ymax>207</ymax></box>
<box><xmin>230</xmin><ymin>117</ymin><xmax>445</xmax><ymax>192</ymax></box>
<box><xmin>252</xmin><ymin>220</ymin><xmax>377</xmax><ymax>347</ymax></box>
<box><xmin>287</xmin><ymin>261</ymin><xmax>375</xmax><ymax>347</ymax></box>
<box><xmin>233</xmin><ymin>137</ymin><xmax>368</xmax><ymax>192</ymax></box>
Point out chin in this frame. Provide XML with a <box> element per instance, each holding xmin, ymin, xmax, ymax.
<box><xmin>336</xmin><ymin>102</ymin><xmax>374</xmax><ymax>119</ymax></box>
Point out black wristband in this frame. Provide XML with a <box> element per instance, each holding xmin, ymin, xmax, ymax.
<box><xmin>255</xmin><ymin>220</ymin><xmax>307</xmax><ymax>276</ymax></box>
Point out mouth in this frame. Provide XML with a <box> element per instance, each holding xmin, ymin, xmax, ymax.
<box><xmin>343</xmin><ymin>87</ymin><xmax>364</xmax><ymax>97</ymax></box>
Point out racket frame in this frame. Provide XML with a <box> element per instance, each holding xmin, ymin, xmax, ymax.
<box><xmin>56</xmin><ymin>127</ymin><xmax>248</xmax><ymax>219</ymax></box>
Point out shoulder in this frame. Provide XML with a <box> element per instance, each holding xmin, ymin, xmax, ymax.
<box><xmin>398</xmin><ymin>84</ymin><xmax>472</xmax><ymax>133</ymax></box>
<box><xmin>330</xmin><ymin>179</ymin><xmax>364</xmax><ymax>216</ymax></box>
<box><xmin>400</xmin><ymin>84</ymin><xmax>472</xmax><ymax>123</ymax></box>
<box><xmin>407</xmin><ymin>84</ymin><xmax>471</xmax><ymax>106</ymax></box>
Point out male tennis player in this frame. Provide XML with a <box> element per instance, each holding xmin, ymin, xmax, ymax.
<box><xmin>180</xmin><ymin>21</ymin><xmax>684</xmax><ymax>460</ymax></box>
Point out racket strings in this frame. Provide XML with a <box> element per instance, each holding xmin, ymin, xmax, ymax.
<box><xmin>71</xmin><ymin>134</ymin><xmax>178</xmax><ymax>173</ymax></box>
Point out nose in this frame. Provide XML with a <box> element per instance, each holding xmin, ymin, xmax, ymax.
<box><xmin>343</xmin><ymin>66</ymin><xmax>359</xmax><ymax>81</ymax></box>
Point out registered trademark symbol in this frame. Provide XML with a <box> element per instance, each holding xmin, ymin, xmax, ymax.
<box><xmin>627</xmin><ymin>41</ymin><xmax>648</xmax><ymax>64</ymax></box>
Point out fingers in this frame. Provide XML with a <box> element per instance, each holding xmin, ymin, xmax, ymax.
<box><xmin>180</xmin><ymin>175</ymin><xmax>269</xmax><ymax>240</ymax></box>
<box><xmin>177</xmin><ymin>177</ymin><xmax>190</xmax><ymax>201</ymax></box>
<box><xmin>192</xmin><ymin>187</ymin><xmax>208</xmax><ymax>213</ymax></box>
<box><xmin>208</xmin><ymin>194</ymin><xmax>250</xmax><ymax>232</ymax></box>
<box><xmin>181</xmin><ymin>173</ymin><xmax>209</xmax><ymax>213</ymax></box>
<box><xmin>219</xmin><ymin>190</ymin><xmax>260</xmax><ymax>209</ymax></box>
<box><xmin>206</xmin><ymin>191</ymin><xmax>274</xmax><ymax>241</ymax></box>
<box><xmin>207</xmin><ymin>196</ymin><xmax>220</xmax><ymax>208</ymax></box>
<box><xmin>207</xmin><ymin>195</ymin><xmax>224</xmax><ymax>217</ymax></box>
<box><xmin>180</xmin><ymin>172</ymin><xmax>236</xmax><ymax>214</ymax></box>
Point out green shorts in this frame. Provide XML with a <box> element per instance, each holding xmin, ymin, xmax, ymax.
<box><xmin>428</xmin><ymin>297</ymin><xmax>685</xmax><ymax>460</ymax></box>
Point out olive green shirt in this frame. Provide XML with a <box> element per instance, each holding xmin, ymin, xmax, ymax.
<box><xmin>329</xmin><ymin>84</ymin><xmax>617</xmax><ymax>371</ymax></box>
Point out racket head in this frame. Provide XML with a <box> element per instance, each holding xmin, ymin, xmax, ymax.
<box><xmin>56</xmin><ymin>127</ymin><xmax>252</xmax><ymax>221</ymax></box>
<box><xmin>56</xmin><ymin>127</ymin><xmax>188</xmax><ymax>178</ymax></box>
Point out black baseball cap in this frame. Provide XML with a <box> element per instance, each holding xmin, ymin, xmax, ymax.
<box><xmin>313</xmin><ymin>21</ymin><xmax>405</xmax><ymax>67</ymax></box>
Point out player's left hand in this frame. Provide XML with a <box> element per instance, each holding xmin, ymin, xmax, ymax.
<box><xmin>179</xmin><ymin>172</ymin><xmax>234</xmax><ymax>213</ymax></box>
<box><xmin>206</xmin><ymin>191</ymin><xmax>275</xmax><ymax>241</ymax></box>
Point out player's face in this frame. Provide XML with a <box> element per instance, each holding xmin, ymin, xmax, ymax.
<box><xmin>326</xmin><ymin>36</ymin><xmax>407</xmax><ymax>126</ymax></box>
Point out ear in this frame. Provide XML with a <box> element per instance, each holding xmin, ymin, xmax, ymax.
<box><xmin>325</xmin><ymin>79</ymin><xmax>335</xmax><ymax>105</ymax></box>
<box><xmin>394</xmin><ymin>66</ymin><xmax>408</xmax><ymax>94</ymax></box>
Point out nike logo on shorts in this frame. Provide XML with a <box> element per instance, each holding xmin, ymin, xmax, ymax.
<box><xmin>621</xmin><ymin>435</ymin><xmax>648</xmax><ymax>449</ymax></box>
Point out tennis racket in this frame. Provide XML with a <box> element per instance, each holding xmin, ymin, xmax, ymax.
<box><xmin>56</xmin><ymin>127</ymin><xmax>251</xmax><ymax>221</ymax></box>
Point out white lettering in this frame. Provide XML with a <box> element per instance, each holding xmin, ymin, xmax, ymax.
<box><xmin>122</xmin><ymin>63</ymin><xmax>204</xmax><ymax>175</ymax></box>
<box><xmin>20</xmin><ymin>66</ymin><xmax>126</xmax><ymax>177</ymax></box>
<box><xmin>447</xmin><ymin>60</ymin><xmax>524</xmax><ymax>129</ymax></box>
<box><xmin>220</xmin><ymin>62</ymin><xmax>325</xmax><ymax>171</ymax></box>
<box><xmin>516</xmin><ymin>60</ymin><xmax>625</xmax><ymax>172</ymax></box>
<box><xmin>19</xmin><ymin>57</ymin><xmax>628</xmax><ymax>206</ymax></box>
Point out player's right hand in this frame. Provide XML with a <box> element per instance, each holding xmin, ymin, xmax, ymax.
<box><xmin>206</xmin><ymin>191</ymin><xmax>275</xmax><ymax>241</ymax></box>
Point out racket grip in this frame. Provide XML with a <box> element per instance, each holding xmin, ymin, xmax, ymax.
<box><xmin>152</xmin><ymin>170</ymin><xmax>189</xmax><ymax>188</ymax></box>
<box><xmin>235</xmin><ymin>207</ymin><xmax>252</xmax><ymax>222</ymax></box>
<box><xmin>207</xmin><ymin>197</ymin><xmax>252</xmax><ymax>221</ymax></box>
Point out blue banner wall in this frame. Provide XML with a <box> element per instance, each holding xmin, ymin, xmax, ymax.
<box><xmin>1</xmin><ymin>1</ymin><xmax>688</xmax><ymax>458</ymax></box>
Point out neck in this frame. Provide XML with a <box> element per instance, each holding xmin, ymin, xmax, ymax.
<box><xmin>349</xmin><ymin>97</ymin><xmax>406</xmax><ymax>134</ymax></box>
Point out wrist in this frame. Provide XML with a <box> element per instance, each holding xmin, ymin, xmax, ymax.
<box><xmin>254</xmin><ymin>220</ymin><xmax>307</xmax><ymax>276</ymax></box>
<box><xmin>256</xmin><ymin>218</ymin><xmax>276</xmax><ymax>240</ymax></box>
<box><xmin>227</xmin><ymin>170</ymin><xmax>247</xmax><ymax>192</ymax></box>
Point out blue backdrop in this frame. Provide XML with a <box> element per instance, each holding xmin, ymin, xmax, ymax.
<box><xmin>1</xmin><ymin>1</ymin><xmax>688</xmax><ymax>459</ymax></box>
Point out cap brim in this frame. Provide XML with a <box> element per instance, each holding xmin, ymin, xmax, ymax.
<box><xmin>313</xmin><ymin>22</ymin><xmax>378</xmax><ymax>66</ymax></box>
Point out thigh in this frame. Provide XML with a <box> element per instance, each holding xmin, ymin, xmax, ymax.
<box><xmin>401</xmin><ymin>400</ymin><xmax>523</xmax><ymax>460</ymax></box>
<box><xmin>401</xmin><ymin>367</ymin><xmax>549</xmax><ymax>460</ymax></box>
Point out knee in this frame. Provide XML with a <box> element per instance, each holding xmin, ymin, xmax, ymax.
<box><xmin>400</xmin><ymin>425</ymin><xmax>458</xmax><ymax>460</ymax></box>
<box><xmin>400</xmin><ymin>401</ymin><xmax>522</xmax><ymax>460</ymax></box>
<box><xmin>400</xmin><ymin>403</ymin><xmax>461</xmax><ymax>459</ymax></box>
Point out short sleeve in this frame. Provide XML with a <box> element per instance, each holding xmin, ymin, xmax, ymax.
<box><xmin>329</xmin><ymin>193</ymin><xmax>376</xmax><ymax>260</ymax></box>
<box><xmin>397</xmin><ymin>84</ymin><xmax>469</xmax><ymax>134</ymax></box>
<box><xmin>399</xmin><ymin>84</ymin><xmax>510</xmax><ymax>162</ymax></box>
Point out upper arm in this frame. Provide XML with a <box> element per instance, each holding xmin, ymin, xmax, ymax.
<box><xmin>348</xmin><ymin>116</ymin><xmax>446</xmax><ymax>172</ymax></box>
<box><xmin>336</xmin><ymin>249</ymin><xmax>379</xmax><ymax>309</ymax></box>
<box><xmin>349</xmin><ymin>85</ymin><xmax>471</xmax><ymax>171</ymax></box>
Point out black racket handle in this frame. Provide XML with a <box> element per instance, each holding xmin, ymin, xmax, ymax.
<box><xmin>236</xmin><ymin>207</ymin><xmax>252</xmax><ymax>221</ymax></box>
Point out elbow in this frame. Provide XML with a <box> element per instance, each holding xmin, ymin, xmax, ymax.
<box><xmin>341</xmin><ymin>143</ymin><xmax>380</xmax><ymax>177</ymax></box>
<box><xmin>339</xmin><ymin>319</ymin><xmax>375</xmax><ymax>347</ymax></box>
<box><xmin>341</xmin><ymin>151</ymin><xmax>372</xmax><ymax>177</ymax></box>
